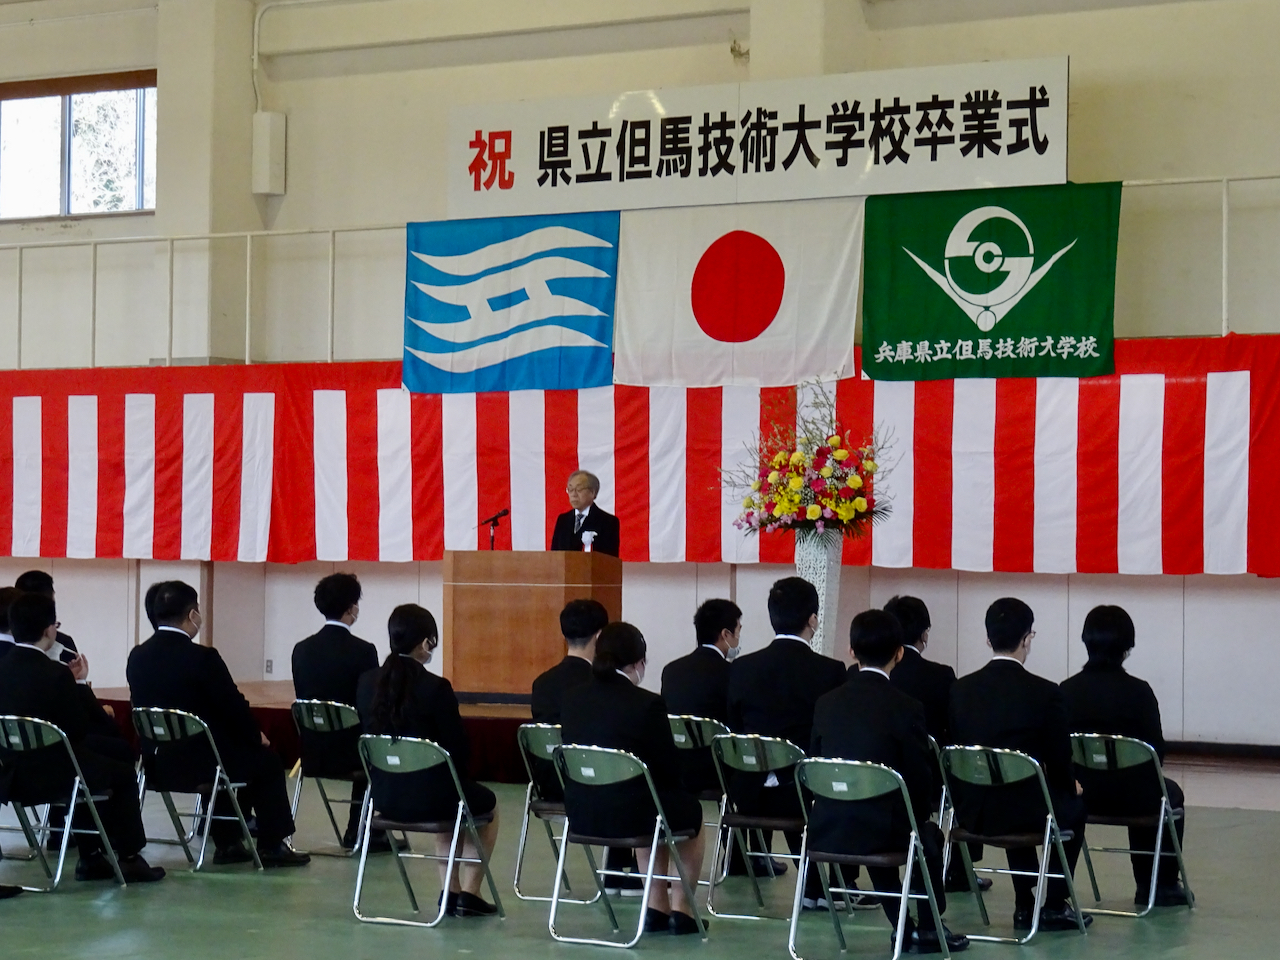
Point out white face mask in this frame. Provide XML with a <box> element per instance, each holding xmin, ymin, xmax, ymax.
<box><xmin>725</xmin><ymin>644</ymin><xmax>741</xmax><ymax>662</ymax></box>
<box><xmin>632</xmin><ymin>663</ymin><xmax>645</xmax><ymax>686</ymax></box>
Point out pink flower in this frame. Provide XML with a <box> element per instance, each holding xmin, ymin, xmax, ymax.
<box><xmin>815</xmin><ymin>520</ymin><xmax>825</xmax><ymax>533</ymax></box>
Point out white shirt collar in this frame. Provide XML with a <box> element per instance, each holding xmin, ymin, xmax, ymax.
<box><xmin>0</xmin><ymin>633</ymin><xmax>13</xmax><ymax>645</ymax></box>
<box><xmin>324</xmin><ymin>620</ymin><xmax>353</xmax><ymax>632</ymax></box>
<box><xmin>904</xmin><ymin>644</ymin><xmax>920</xmax><ymax>654</ymax></box>
<box><xmin>774</xmin><ymin>633</ymin><xmax>810</xmax><ymax>645</ymax></box>
<box><xmin>860</xmin><ymin>666</ymin><xmax>891</xmax><ymax>681</ymax></box>
<box><xmin>157</xmin><ymin>625</ymin><xmax>192</xmax><ymax>637</ymax></box>
<box><xmin>990</xmin><ymin>655</ymin><xmax>1024</xmax><ymax>667</ymax></box>
<box><xmin>15</xmin><ymin>642</ymin><xmax>43</xmax><ymax>652</ymax></box>
<box><xmin>699</xmin><ymin>643</ymin><xmax>727</xmax><ymax>660</ymax></box>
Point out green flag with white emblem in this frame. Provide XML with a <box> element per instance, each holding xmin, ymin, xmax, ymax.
<box><xmin>862</xmin><ymin>182</ymin><xmax>1121</xmax><ymax>380</ymax></box>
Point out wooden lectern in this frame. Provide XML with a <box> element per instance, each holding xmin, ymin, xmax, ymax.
<box><xmin>441</xmin><ymin>550</ymin><xmax>623</xmax><ymax>700</ymax></box>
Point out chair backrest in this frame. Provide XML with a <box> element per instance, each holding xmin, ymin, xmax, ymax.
<box><xmin>798</xmin><ymin>757</ymin><xmax>906</xmax><ymax>803</ymax></box>
<box><xmin>1071</xmin><ymin>733</ymin><xmax>1160</xmax><ymax>773</ymax></box>
<box><xmin>555</xmin><ymin>744</ymin><xmax>649</xmax><ymax>788</ymax></box>
<box><xmin>942</xmin><ymin>745</ymin><xmax>1046</xmax><ymax>791</ymax></box>
<box><xmin>712</xmin><ymin>733</ymin><xmax>804</xmax><ymax>776</ymax></box>
<box><xmin>358</xmin><ymin>734</ymin><xmax>452</xmax><ymax>776</ymax></box>
<box><xmin>132</xmin><ymin>706</ymin><xmax>213</xmax><ymax>746</ymax></box>
<box><xmin>668</xmin><ymin>715</ymin><xmax>730</xmax><ymax>751</ymax></box>
<box><xmin>517</xmin><ymin>722</ymin><xmax>563</xmax><ymax>790</ymax></box>
<box><xmin>292</xmin><ymin>699</ymin><xmax>361</xmax><ymax>734</ymax></box>
<box><xmin>0</xmin><ymin>715</ymin><xmax>71</xmax><ymax>754</ymax></box>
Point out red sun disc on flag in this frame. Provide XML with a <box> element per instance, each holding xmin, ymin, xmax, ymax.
<box><xmin>690</xmin><ymin>230</ymin><xmax>786</xmax><ymax>343</ymax></box>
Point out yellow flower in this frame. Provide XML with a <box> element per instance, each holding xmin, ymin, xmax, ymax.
<box><xmin>789</xmin><ymin>450</ymin><xmax>806</xmax><ymax>467</ymax></box>
<box><xmin>766</xmin><ymin>470</ymin><xmax>780</xmax><ymax>485</ymax></box>
<box><xmin>820</xmin><ymin>465</ymin><xmax>833</xmax><ymax>478</ymax></box>
<box><xmin>751</xmin><ymin>480</ymin><xmax>762</xmax><ymax>491</ymax></box>
<box><xmin>788</xmin><ymin>475</ymin><xmax>804</xmax><ymax>491</ymax></box>
<box><xmin>835</xmin><ymin>502</ymin><xmax>858</xmax><ymax>522</ymax></box>
<box><xmin>828</xmin><ymin>435</ymin><xmax>842</xmax><ymax>448</ymax></box>
<box><xmin>846</xmin><ymin>474</ymin><xmax>863</xmax><ymax>490</ymax></box>
<box><xmin>806</xmin><ymin>504</ymin><xmax>822</xmax><ymax>521</ymax></box>
<box><xmin>862</xmin><ymin>459</ymin><xmax>878</xmax><ymax>474</ymax></box>
<box><xmin>742</xmin><ymin>496</ymin><xmax>754</xmax><ymax>508</ymax></box>
<box><xmin>772</xmin><ymin>502</ymin><xmax>786</xmax><ymax>517</ymax></box>
<box><xmin>771</xmin><ymin>451</ymin><xmax>788</xmax><ymax>468</ymax></box>
<box><xmin>853</xmin><ymin>496</ymin><xmax>868</xmax><ymax>513</ymax></box>
<box><xmin>833</xmin><ymin>448</ymin><xmax>850</xmax><ymax>461</ymax></box>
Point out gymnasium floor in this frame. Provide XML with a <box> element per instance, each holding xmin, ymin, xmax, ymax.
<box><xmin>2</xmin><ymin>765</ymin><xmax>1278</xmax><ymax>960</ymax></box>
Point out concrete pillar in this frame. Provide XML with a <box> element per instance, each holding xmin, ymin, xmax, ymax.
<box><xmin>749</xmin><ymin>0</ymin><xmax>871</xmax><ymax>80</ymax></box>
<box><xmin>155</xmin><ymin>0</ymin><xmax>260</xmax><ymax>362</ymax></box>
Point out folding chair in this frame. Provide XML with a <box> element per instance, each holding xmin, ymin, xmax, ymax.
<box><xmin>512</xmin><ymin>723</ymin><xmax>598</xmax><ymax>904</ymax></box>
<box><xmin>290</xmin><ymin>699</ymin><xmax>367</xmax><ymax>856</ymax></box>
<box><xmin>930</xmin><ymin>736</ymin><xmax>956</xmax><ymax>875</ymax></box>
<box><xmin>706</xmin><ymin>732</ymin><xmax>807</xmax><ymax>920</ymax></box>
<box><xmin>548</xmin><ymin>744</ymin><xmax>708</xmax><ymax>948</ymax></box>
<box><xmin>131</xmin><ymin>707</ymin><xmax>263</xmax><ymax>872</ymax></box>
<box><xmin>788</xmin><ymin>759</ymin><xmax>951</xmax><ymax>960</ymax></box>
<box><xmin>1071</xmin><ymin>733</ymin><xmax>1194</xmax><ymax>917</ymax></box>
<box><xmin>0</xmin><ymin>715</ymin><xmax>125</xmax><ymax>891</ymax></box>
<box><xmin>668</xmin><ymin>715</ymin><xmax>730</xmax><ymax>885</ymax></box>
<box><xmin>941</xmin><ymin>745</ymin><xmax>1087</xmax><ymax>944</ymax></box>
<box><xmin>353</xmin><ymin>734</ymin><xmax>504</xmax><ymax>928</ymax></box>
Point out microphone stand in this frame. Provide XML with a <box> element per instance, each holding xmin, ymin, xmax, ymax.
<box><xmin>479</xmin><ymin>508</ymin><xmax>509</xmax><ymax>550</ymax></box>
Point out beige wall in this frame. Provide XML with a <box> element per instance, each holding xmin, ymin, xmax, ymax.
<box><xmin>0</xmin><ymin>0</ymin><xmax>1276</xmax><ymax>747</ymax></box>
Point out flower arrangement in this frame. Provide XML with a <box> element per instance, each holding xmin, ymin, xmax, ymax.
<box><xmin>725</xmin><ymin>382</ymin><xmax>886</xmax><ymax>537</ymax></box>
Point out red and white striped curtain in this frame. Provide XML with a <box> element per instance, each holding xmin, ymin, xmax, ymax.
<box><xmin>1</xmin><ymin>334</ymin><xmax>1278</xmax><ymax>574</ymax></box>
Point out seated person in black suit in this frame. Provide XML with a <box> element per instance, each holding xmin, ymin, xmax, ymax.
<box><xmin>531</xmin><ymin>599</ymin><xmax>608</xmax><ymax>724</ymax></box>
<box><xmin>1062</xmin><ymin>605</ymin><xmax>1188</xmax><ymax>907</ymax></box>
<box><xmin>292</xmin><ymin>572</ymin><xmax>382</xmax><ymax>849</ymax></box>
<box><xmin>561</xmin><ymin>622</ymin><xmax>706</xmax><ymax>935</ymax></box>
<box><xmin>356</xmin><ymin>604</ymin><xmax>499</xmax><ymax>917</ymax></box>
<box><xmin>811</xmin><ymin>610</ymin><xmax>968</xmax><ymax>954</ymax></box>
<box><xmin>549</xmin><ymin>470</ymin><xmax>620</xmax><ymax>556</ymax></box>
<box><xmin>661</xmin><ymin>598</ymin><xmax>741</xmax><ymax>795</ymax></box>
<box><xmin>0</xmin><ymin>593</ymin><xmax>164</xmax><ymax>883</ymax></box>
<box><xmin>883</xmin><ymin>596</ymin><xmax>955</xmax><ymax>744</ymax></box>
<box><xmin>727</xmin><ymin>577</ymin><xmax>846</xmax><ymax>902</ymax></box>
<box><xmin>531</xmin><ymin>599</ymin><xmax>639</xmax><ymax>894</ymax></box>
<box><xmin>949</xmin><ymin>598</ymin><xmax>1089</xmax><ymax>932</ymax></box>
<box><xmin>15</xmin><ymin>570</ymin><xmax>78</xmax><ymax>662</ymax></box>
<box><xmin>127</xmin><ymin>581</ymin><xmax>310</xmax><ymax>868</ymax></box>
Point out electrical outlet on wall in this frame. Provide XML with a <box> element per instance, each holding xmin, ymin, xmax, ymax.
<box><xmin>265</xmin><ymin>659</ymin><xmax>273</xmax><ymax>675</ymax></box>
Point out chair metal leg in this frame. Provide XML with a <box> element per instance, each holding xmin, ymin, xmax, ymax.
<box><xmin>464</xmin><ymin>809</ymin><xmax>505</xmax><ymax>919</ymax></box>
<box><xmin>1051</xmin><ymin>819</ymin><xmax>1087</xmax><ymax>935</ymax></box>
<box><xmin>664</xmin><ymin>831</ymin><xmax>707</xmax><ymax>941</ymax></box>
<box><xmin>815</xmin><ymin>856</ymin><xmax>844</xmax><ymax>947</ymax></box>
<box><xmin>1167</xmin><ymin>807</ymin><xmax>1195</xmax><ymax>909</ymax></box>
<box><xmin>290</xmin><ymin>771</ymin><xmax>304</xmax><ymax>818</ymax></box>
<box><xmin>549</xmin><ymin>830</ymin><xmax>631</xmax><ymax>947</ymax></box>
<box><xmin>314</xmin><ymin>779</ymin><xmax>347</xmax><ymax>847</ymax></box>
<box><xmin>1082</xmin><ymin>835</ymin><xmax>1103</xmax><ymax>902</ymax></box>
<box><xmin>581</xmin><ymin>842</ymin><xmax>621</xmax><ymax>931</ymax></box>
<box><xmin>786</xmin><ymin>834</ymin><xmax>817</xmax><ymax>960</ymax></box>
<box><xmin>160</xmin><ymin>791</ymin><xmax>195</xmax><ymax>864</ymax></box>
<box><xmin>79</xmin><ymin>783</ymin><xmax>126</xmax><ymax>887</ymax></box>
<box><xmin>13</xmin><ymin>804</ymin><xmax>54</xmax><ymax>884</ymax></box>
<box><xmin>220</xmin><ymin>771</ymin><xmax>265</xmax><ymax>872</ymax></box>
<box><xmin>890</xmin><ymin>839</ymin><xmax>918</xmax><ymax>960</ymax></box>
<box><xmin>959</xmin><ymin>836</ymin><xmax>989</xmax><ymax>925</ymax></box>
<box><xmin>916</xmin><ymin>831</ymin><xmax>952</xmax><ymax>960</ymax></box>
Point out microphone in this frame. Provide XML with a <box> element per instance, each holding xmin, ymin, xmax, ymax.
<box><xmin>480</xmin><ymin>508</ymin><xmax>510</xmax><ymax>526</ymax></box>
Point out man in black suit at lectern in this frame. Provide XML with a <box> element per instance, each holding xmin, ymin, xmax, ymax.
<box><xmin>550</xmin><ymin>470</ymin><xmax>620</xmax><ymax>556</ymax></box>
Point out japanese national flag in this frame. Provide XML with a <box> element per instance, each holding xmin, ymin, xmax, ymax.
<box><xmin>612</xmin><ymin>197</ymin><xmax>865</xmax><ymax>387</ymax></box>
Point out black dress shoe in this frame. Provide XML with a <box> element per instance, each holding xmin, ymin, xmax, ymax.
<box><xmin>213</xmin><ymin>842</ymin><xmax>256</xmax><ymax>865</ymax></box>
<box><xmin>437</xmin><ymin>891</ymin><xmax>459</xmax><ymax>916</ymax></box>
<box><xmin>257</xmin><ymin>844</ymin><xmax>311</xmax><ymax>867</ymax></box>
<box><xmin>1014</xmin><ymin>905</ymin><xmax>1092</xmax><ymax>931</ymax></box>
<box><xmin>454</xmin><ymin>891</ymin><xmax>498</xmax><ymax>917</ymax></box>
<box><xmin>74</xmin><ymin>853</ymin><xmax>118</xmax><ymax>882</ymax></box>
<box><xmin>669</xmin><ymin>911</ymin><xmax>706</xmax><ymax>936</ymax></box>
<box><xmin>118</xmin><ymin>855</ymin><xmax>166</xmax><ymax>883</ymax></box>
<box><xmin>904</xmin><ymin>923</ymin><xmax>969</xmax><ymax>954</ymax></box>
<box><xmin>644</xmin><ymin>908</ymin><xmax>670</xmax><ymax>933</ymax></box>
<box><xmin>1138</xmin><ymin>884</ymin><xmax>1189</xmax><ymax>907</ymax></box>
<box><xmin>0</xmin><ymin>884</ymin><xmax>21</xmax><ymax>899</ymax></box>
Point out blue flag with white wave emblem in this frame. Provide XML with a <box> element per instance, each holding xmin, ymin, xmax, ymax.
<box><xmin>403</xmin><ymin>212</ymin><xmax>620</xmax><ymax>393</ymax></box>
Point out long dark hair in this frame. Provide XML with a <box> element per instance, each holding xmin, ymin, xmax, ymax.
<box><xmin>369</xmin><ymin>604</ymin><xmax>439</xmax><ymax>735</ymax></box>
<box><xmin>591</xmin><ymin>621</ymin><xmax>646</xmax><ymax>679</ymax></box>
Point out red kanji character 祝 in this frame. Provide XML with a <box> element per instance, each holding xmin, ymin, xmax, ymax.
<box><xmin>468</xmin><ymin>130</ymin><xmax>515</xmax><ymax>192</ymax></box>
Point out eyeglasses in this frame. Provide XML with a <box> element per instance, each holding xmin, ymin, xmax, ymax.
<box><xmin>566</xmin><ymin>485</ymin><xmax>592</xmax><ymax>494</ymax></box>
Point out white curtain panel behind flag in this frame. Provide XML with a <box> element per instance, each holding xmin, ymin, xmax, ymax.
<box><xmin>613</xmin><ymin>197</ymin><xmax>865</xmax><ymax>387</ymax></box>
<box><xmin>0</xmin><ymin>340</ymin><xmax>1277</xmax><ymax>574</ymax></box>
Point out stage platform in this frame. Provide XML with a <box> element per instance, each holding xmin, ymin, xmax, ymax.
<box><xmin>94</xmin><ymin>680</ymin><xmax>531</xmax><ymax>784</ymax></box>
